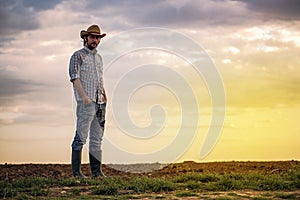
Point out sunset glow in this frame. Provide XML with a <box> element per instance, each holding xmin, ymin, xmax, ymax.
<box><xmin>0</xmin><ymin>0</ymin><xmax>299</xmax><ymax>164</ymax></box>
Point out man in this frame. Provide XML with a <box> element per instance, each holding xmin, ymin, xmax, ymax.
<box><xmin>69</xmin><ymin>24</ymin><xmax>107</xmax><ymax>178</ymax></box>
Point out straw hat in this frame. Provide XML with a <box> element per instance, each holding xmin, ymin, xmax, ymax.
<box><xmin>80</xmin><ymin>25</ymin><xmax>106</xmax><ymax>39</ymax></box>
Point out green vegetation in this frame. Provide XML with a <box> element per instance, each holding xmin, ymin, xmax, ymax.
<box><xmin>1</xmin><ymin>167</ymin><xmax>299</xmax><ymax>199</ymax></box>
<box><xmin>274</xmin><ymin>192</ymin><xmax>298</xmax><ymax>199</ymax></box>
<box><xmin>175</xmin><ymin>190</ymin><xmax>198</xmax><ymax>197</ymax></box>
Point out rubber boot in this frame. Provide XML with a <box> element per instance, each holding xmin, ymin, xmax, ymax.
<box><xmin>89</xmin><ymin>151</ymin><xmax>106</xmax><ymax>177</ymax></box>
<box><xmin>71</xmin><ymin>150</ymin><xmax>86</xmax><ymax>178</ymax></box>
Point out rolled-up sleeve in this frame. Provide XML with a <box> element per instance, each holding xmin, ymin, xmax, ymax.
<box><xmin>69</xmin><ymin>53</ymin><xmax>81</xmax><ymax>82</ymax></box>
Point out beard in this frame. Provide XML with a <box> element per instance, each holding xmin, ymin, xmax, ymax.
<box><xmin>87</xmin><ymin>42</ymin><xmax>98</xmax><ymax>50</ymax></box>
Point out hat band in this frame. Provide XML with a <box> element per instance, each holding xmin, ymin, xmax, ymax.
<box><xmin>88</xmin><ymin>31</ymin><xmax>101</xmax><ymax>35</ymax></box>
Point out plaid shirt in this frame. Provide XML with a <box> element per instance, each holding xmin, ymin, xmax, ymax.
<box><xmin>69</xmin><ymin>46</ymin><xmax>104</xmax><ymax>103</ymax></box>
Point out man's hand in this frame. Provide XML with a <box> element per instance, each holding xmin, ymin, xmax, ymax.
<box><xmin>83</xmin><ymin>96</ymin><xmax>92</xmax><ymax>104</ymax></box>
<box><xmin>72</xmin><ymin>78</ymin><xmax>92</xmax><ymax>104</ymax></box>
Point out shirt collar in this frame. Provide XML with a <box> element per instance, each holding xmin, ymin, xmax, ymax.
<box><xmin>84</xmin><ymin>46</ymin><xmax>97</xmax><ymax>54</ymax></box>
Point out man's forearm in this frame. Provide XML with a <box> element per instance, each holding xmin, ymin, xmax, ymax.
<box><xmin>72</xmin><ymin>78</ymin><xmax>91</xmax><ymax>104</ymax></box>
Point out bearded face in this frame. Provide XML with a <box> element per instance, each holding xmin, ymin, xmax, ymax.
<box><xmin>85</xmin><ymin>35</ymin><xmax>100</xmax><ymax>50</ymax></box>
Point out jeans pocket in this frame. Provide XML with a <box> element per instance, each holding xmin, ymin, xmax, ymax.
<box><xmin>83</xmin><ymin>101</ymin><xmax>94</xmax><ymax>114</ymax></box>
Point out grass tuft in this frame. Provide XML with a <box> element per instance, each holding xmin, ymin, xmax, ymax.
<box><xmin>175</xmin><ymin>190</ymin><xmax>198</xmax><ymax>197</ymax></box>
<box><xmin>91</xmin><ymin>184</ymin><xmax>118</xmax><ymax>196</ymax></box>
<box><xmin>0</xmin><ymin>166</ymin><xmax>299</xmax><ymax>199</ymax></box>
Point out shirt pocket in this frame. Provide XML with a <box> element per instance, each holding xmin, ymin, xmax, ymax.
<box><xmin>80</xmin><ymin>57</ymin><xmax>94</xmax><ymax>78</ymax></box>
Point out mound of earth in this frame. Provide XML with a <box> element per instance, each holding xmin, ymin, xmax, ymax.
<box><xmin>1</xmin><ymin>160</ymin><xmax>299</xmax><ymax>182</ymax></box>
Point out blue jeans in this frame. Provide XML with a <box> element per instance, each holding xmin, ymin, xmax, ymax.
<box><xmin>71</xmin><ymin>101</ymin><xmax>106</xmax><ymax>152</ymax></box>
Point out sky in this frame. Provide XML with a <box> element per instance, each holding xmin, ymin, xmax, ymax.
<box><xmin>0</xmin><ymin>0</ymin><xmax>299</xmax><ymax>164</ymax></box>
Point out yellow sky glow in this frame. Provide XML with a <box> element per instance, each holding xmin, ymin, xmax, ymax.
<box><xmin>0</xmin><ymin>0</ymin><xmax>299</xmax><ymax>164</ymax></box>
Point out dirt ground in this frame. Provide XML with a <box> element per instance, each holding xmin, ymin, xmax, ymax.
<box><xmin>1</xmin><ymin>160</ymin><xmax>299</xmax><ymax>181</ymax></box>
<box><xmin>1</xmin><ymin>160</ymin><xmax>299</xmax><ymax>199</ymax></box>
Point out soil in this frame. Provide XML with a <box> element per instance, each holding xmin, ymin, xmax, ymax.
<box><xmin>1</xmin><ymin>160</ymin><xmax>299</xmax><ymax>182</ymax></box>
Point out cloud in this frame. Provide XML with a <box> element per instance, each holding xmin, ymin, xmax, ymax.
<box><xmin>21</xmin><ymin>0</ymin><xmax>63</xmax><ymax>11</ymax></box>
<box><xmin>0</xmin><ymin>67</ymin><xmax>44</xmax><ymax>105</ymax></box>
<box><xmin>78</xmin><ymin>0</ymin><xmax>300</xmax><ymax>31</ymax></box>
<box><xmin>218</xmin><ymin>44</ymin><xmax>300</xmax><ymax>108</ymax></box>
<box><xmin>76</xmin><ymin>0</ymin><xmax>251</xmax><ymax>29</ymax></box>
<box><xmin>237</xmin><ymin>0</ymin><xmax>300</xmax><ymax>20</ymax></box>
<box><xmin>0</xmin><ymin>65</ymin><xmax>72</xmax><ymax>126</ymax></box>
<box><xmin>0</xmin><ymin>0</ymin><xmax>63</xmax><ymax>36</ymax></box>
<box><xmin>0</xmin><ymin>0</ymin><xmax>299</xmax><ymax>126</ymax></box>
<box><xmin>133</xmin><ymin>0</ymin><xmax>248</xmax><ymax>27</ymax></box>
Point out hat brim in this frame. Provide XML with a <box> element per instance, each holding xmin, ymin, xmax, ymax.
<box><xmin>89</xmin><ymin>32</ymin><xmax>106</xmax><ymax>38</ymax></box>
<box><xmin>81</xmin><ymin>30</ymin><xmax>106</xmax><ymax>39</ymax></box>
<box><xmin>80</xmin><ymin>30</ymin><xmax>88</xmax><ymax>39</ymax></box>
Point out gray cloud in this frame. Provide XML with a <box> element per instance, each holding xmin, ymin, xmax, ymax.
<box><xmin>0</xmin><ymin>68</ymin><xmax>43</xmax><ymax>105</ymax></box>
<box><xmin>0</xmin><ymin>1</ymin><xmax>38</xmax><ymax>35</ymax></box>
<box><xmin>134</xmin><ymin>1</ymin><xmax>247</xmax><ymax>27</ymax></box>
<box><xmin>80</xmin><ymin>0</ymin><xmax>259</xmax><ymax>30</ymax></box>
<box><xmin>0</xmin><ymin>65</ymin><xmax>73</xmax><ymax>126</ymax></box>
<box><xmin>22</xmin><ymin>0</ymin><xmax>62</xmax><ymax>11</ymax></box>
<box><xmin>1</xmin><ymin>0</ymin><xmax>299</xmax><ymax>39</ymax></box>
<box><xmin>28</xmin><ymin>0</ymin><xmax>298</xmax><ymax>36</ymax></box>
<box><xmin>0</xmin><ymin>0</ymin><xmax>63</xmax><ymax>35</ymax></box>
<box><xmin>237</xmin><ymin>0</ymin><xmax>300</xmax><ymax>20</ymax></box>
<box><xmin>85</xmin><ymin>0</ymin><xmax>163</xmax><ymax>10</ymax></box>
<box><xmin>82</xmin><ymin>0</ymin><xmax>300</xmax><ymax>30</ymax></box>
